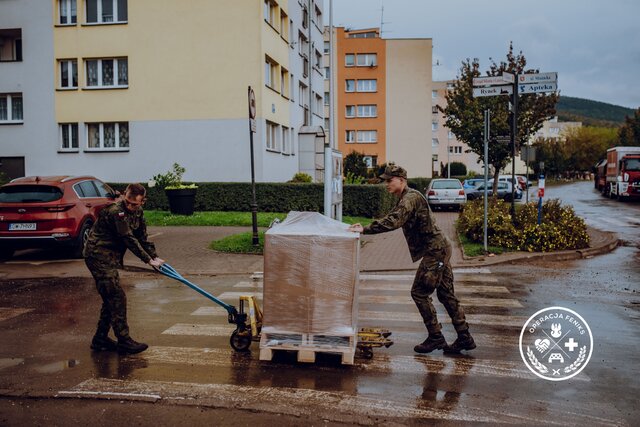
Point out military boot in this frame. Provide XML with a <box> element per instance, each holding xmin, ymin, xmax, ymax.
<box><xmin>414</xmin><ymin>332</ymin><xmax>447</xmax><ymax>353</ymax></box>
<box><xmin>117</xmin><ymin>337</ymin><xmax>148</xmax><ymax>354</ymax></box>
<box><xmin>90</xmin><ymin>334</ymin><xmax>118</xmax><ymax>351</ymax></box>
<box><xmin>444</xmin><ymin>330</ymin><xmax>476</xmax><ymax>354</ymax></box>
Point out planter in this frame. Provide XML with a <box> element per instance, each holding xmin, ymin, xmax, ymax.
<box><xmin>165</xmin><ymin>188</ymin><xmax>197</xmax><ymax>215</ymax></box>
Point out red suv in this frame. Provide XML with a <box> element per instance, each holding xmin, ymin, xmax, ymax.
<box><xmin>0</xmin><ymin>176</ymin><xmax>117</xmax><ymax>261</ymax></box>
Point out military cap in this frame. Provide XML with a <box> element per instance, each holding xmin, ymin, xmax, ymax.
<box><xmin>379</xmin><ymin>164</ymin><xmax>407</xmax><ymax>180</ymax></box>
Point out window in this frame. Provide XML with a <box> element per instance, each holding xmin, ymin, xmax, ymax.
<box><xmin>280</xmin><ymin>67</ymin><xmax>289</xmax><ymax>97</ymax></box>
<box><xmin>282</xmin><ymin>126</ymin><xmax>290</xmax><ymax>154</ymax></box>
<box><xmin>314</xmin><ymin>93</ymin><xmax>322</xmax><ymax>114</ymax></box>
<box><xmin>345</xmin><ymin>105</ymin><xmax>355</xmax><ymax>118</ymax></box>
<box><xmin>446</xmin><ymin>82</ymin><xmax>455</xmax><ymax>90</ymax></box>
<box><xmin>85</xmin><ymin>58</ymin><xmax>128</xmax><ymax>88</ymax></box>
<box><xmin>86</xmin><ymin>122</ymin><xmax>129</xmax><ymax>150</ymax></box>
<box><xmin>60</xmin><ymin>123</ymin><xmax>79</xmax><ymax>150</ymax></box>
<box><xmin>297</xmin><ymin>31</ymin><xmax>308</xmax><ymax>56</ymax></box>
<box><xmin>58</xmin><ymin>0</ymin><xmax>77</xmax><ymax>24</ymax></box>
<box><xmin>298</xmin><ymin>81</ymin><xmax>308</xmax><ymax>107</ymax></box>
<box><xmin>302</xmin><ymin>55</ymin><xmax>309</xmax><ymax>77</ymax></box>
<box><xmin>356</xmin><ymin>53</ymin><xmax>377</xmax><ymax>67</ymax></box>
<box><xmin>449</xmin><ymin>146</ymin><xmax>462</xmax><ymax>154</ymax></box>
<box><xmin>265</xmin><ymin>56</ymin><xmax>277</xmax><ymax>90</ymax></box>
<box><xmin>432</xmin><ymin>106</ymin><xmax>439</xmax><ymax>114</ymax></box>
<box><xmin>324</xmin><ymin>118</ymin><xmax>330</xmax><ymax>130</ymax></box>
<box><xmin>348</xmin><ymin>31</ymin><xmax>377</xmax><ymax>38</ymax></box>
<box><xmin>357</xmin><ymin>105</ymin><xmax>377</xmax><ymax>117</ymax></box>
<box><xmin>0</xmin><ymin>94</ymin><xmax>23</xmax><ymax>123</ymax></box>
<box><xmin>432</xmin><ymin>90</ymin><xmax>438</xmax><ymax>99</ymax></box>
<box><xmin>313</xmin><ymin>4</ymin><xmax>322</xmax><ymax>27</ymax></box>
<box><xmin>345</xmin><ymin>130</ymin><xmax>355</xmax><ymax>143</ymax></box>
<box><xmin>432</xmin><ymin>121</ymin><xmax>438</xmax><ymax>131</ymax></box>
<box><xmin>550</xmin><ymin>127</ymin><xmax>560</xmax><ymax>135</ymax></box>
<box><xmin>363</xmin><ymin>156</ymin><xmax>377</xmax><ymax>168</ymax></box>
<box><xmin>345</xmin><ymin>54</ymin><xmax>354</xmax><ymax>67</ymax></box>
<box><xmin>323</xmin><ymin>41</ymin><xmax>330</xmax><ymax>54</ymax></box>
<box><xmin>280</xmin><ymin>10</ymin><xmax>289</xmax><ymax>40</ymax></box>
<box><xmin>75</xmin><ymin>180</ymin><xmax>100</xmax><ymax>198</ymax></box>
<box><xmin>357</xmin><ymin>130</ymin><xmax>377</xmax><ymax>143</ymax></box>
<box><xmin>302</xmin><ymin>7</ymin><xmax>308</xmax><ymax>29</ymax></box>
<box><xmin>324</xmin><ymin>67</ymin><xmax>330</xmax><ymax>79</ymax></box>
<box><xmin>448</xmin><ymin>130</ymin><xmax>454</xmax><ymax>139</ymax></box>
<box><xmin>86</xmin><ymin>0</ymin><xmax>127</xmax><ymax>24</ymax></box>
<box><xmin>314</xmin><ymin>50</ymin><xmax>322</xmax><ymax>68</ymax></box>
<box><xmin>266</xmin><ymin>121</ymin><xmax>279</xmax><ymax>151</ymax></box>
<box><xmin>345</xmin><ymin>79</ymin><xmax>355</xmax><ymax>92</ymax></box>
<box><xmin>59</xmin><ymin>60</ymin><xmax>78</xmax><ymax>89</ymax></box>
<box><xmin>324</xmin><ymin>92</ymin><xmax>329</xmax><ymax>106</ymax></box>
<box><xmin>0</xmin><ymin>29</ymin><xmax>22</xmax><ymax>62</ymax></box>
<box><xmin>432</xmin><ymin>138</ymin><xmax>439</xmax><ymax>147</ymax></box>
<box><xmin>290</xmin><ymin>73</ymin><xmax>295</xmax><ymax>102</ymax></box>
<box><xmin>356</xmin><ymin>79</ymin><xmax>376</xmax><ymax>92</ymax></box>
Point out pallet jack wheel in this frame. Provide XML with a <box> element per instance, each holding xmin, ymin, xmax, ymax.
<box><xmin>360</xmin><ymin>347</ymin><xmax>374</xmax><ymax>359</ymax></box>
<box><xmin>230</xmin><ymin>329</ymin><xmax>252</xmax><ymax>352</ymax></box>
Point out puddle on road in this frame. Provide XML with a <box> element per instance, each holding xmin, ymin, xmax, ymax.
<box><xmin>34</xmin><ymin>359</ymin><xmax>80</xmax><ymax>374</ymax></box>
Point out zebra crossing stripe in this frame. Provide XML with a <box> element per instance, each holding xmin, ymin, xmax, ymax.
<box><xmin>162</xmin><ymin>324</ymin><xmax>234</xmax><ymax>336</ymax></box>
<box><xmin>58</xmin><ymin>377</ymin><xmax>513</xmax><ymax>424</ymax></box>
<box><xmin>359</xmin><ymin>295</ymin><xmax>523</xmax><ymax>308</ymax></box>
<box><xmin>359</xmin><ymin>311</ymin><xmax>527</xmax><ymax>328</ymax></box>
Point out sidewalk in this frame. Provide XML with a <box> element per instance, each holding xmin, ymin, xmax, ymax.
<box><xmin>0</xmin><ymin>213</ymin><xmax>619</xmax><ymax>280</ymax></box>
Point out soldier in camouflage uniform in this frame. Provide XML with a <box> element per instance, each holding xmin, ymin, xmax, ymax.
<box><xmin>84</xmin><ymin>183</ymin><xmax>164</xmax><ymax>354</ymax></box>
<box><xmin>349</xmin><ymin>164</ymin><xmax>476</xmax><ymax>354</ymax></box>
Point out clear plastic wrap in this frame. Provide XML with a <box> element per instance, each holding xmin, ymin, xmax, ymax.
<box><xmin>262</xmin><ymin>211</ymin><xmax>360</xmax><ymax>338</ymax></box>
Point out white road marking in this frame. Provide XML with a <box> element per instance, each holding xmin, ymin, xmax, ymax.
<box><xmin>162</xmin><ymin>324</ymin><xmax>234</xmax><ymax>336</ymax></box>
<box><xmin>359</xmin><ymin>295</ymin><xmax>523</xmax><ymax>308</ymax></box>
<box><xmin>57</xmin><ymin>390</ymin><xmax>161</xmax><ymax>402</ymax></box>
<box><xmin>59</xmin><ymin>377</ymin><xmax>513</xmax><ymax>424</ymax></box>
<box><xmin>359</xmin><ymin>311</ymin><xmax>527</xmax><ymax>328</ymax></box>
<box><xmin>0</xmin><ymin>307</ymin><xmax>34</xmax><ymax>322</ymax></box>
<box><xmin>0</xmin><ymin>358</ymin><xmax>24</xmax><ymax>371</ymax></box>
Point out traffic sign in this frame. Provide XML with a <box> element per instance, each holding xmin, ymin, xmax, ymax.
<box><xmin>518</xmin><ymin>72</ymin><xmax>557</xmax><ymax>84</ymax></box>
<box><xmin>473</xmin><ymin>85</ymin><xmax>513</xmax><ymax>97</ymax></box>
<box><xmin>518</xmin><ymin>82</ymin><xmax>557</xmax><ymax>94</ymax></box>
<box><xmin>473</xmin><ymin>74</ymin><xmax>514</xmax><ymax>86</ymax></box>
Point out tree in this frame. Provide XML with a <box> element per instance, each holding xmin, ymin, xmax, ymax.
<box><xmin>441</xmin><ymin>43</ymin><xmax>558</xmax><ymax>191</ymax></box>
<box><xmin>343</xmin><ymin>151</ymin><xmax>368</xmax><ymax>180</ymax></box>
<box><xmin>618</xmin><ymin>107</ymin><xmax>640</xmax><ymax>146</ymax></box>
<box><xmin>563</xmin><ymin>127</ymin><xmax>618</xmax><ymax>173</ymax></box>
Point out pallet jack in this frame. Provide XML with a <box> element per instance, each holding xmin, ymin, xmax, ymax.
<box><xmin>156</xmin><ymin>263</ymin><xmax>393</xmax><ymax>357</ymax></box>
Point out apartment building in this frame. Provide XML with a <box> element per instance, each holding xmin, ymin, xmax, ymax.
<box><xmin>0</xmin><ymin>0</ymin><xmax>56</xmax><ymax>179</ymax></box>
<box><xmin>431</xmin><ymin>80</ymin><xmax>483</xmax><ymax>176</ymax></box>
<box><xmin>0</xmin><ymin>0</ymin><xmax>324</xmax><ymax>183</ymax></box>
<box><xmin>324</xmin><ymin>27</ymin><xmax>432</xmax><ymax>178</ymax></box>
<box><xmin>531</xmin><ymin>116</ymin><xmax>581</xmax><ymax>141</ymax></box>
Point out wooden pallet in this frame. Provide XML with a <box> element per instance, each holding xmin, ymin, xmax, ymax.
<box><xmin>259</xmin><ymin>331</ymin><xmax>357</xmax><ymax>365</ymax></box>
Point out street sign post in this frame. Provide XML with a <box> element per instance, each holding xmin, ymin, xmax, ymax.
<box><xmin>518</xmin><ymin>82</ymin><xmax>558</xmax><ymax>94</ymax></box>
<box><xmin>518</xmin><ymin>72</ymin><xmax>557</xmax><ymax>84</ymax></box>
<box><xmin>247</xmin><ymin>86</ymin><xmax>259</xmax><ymax>246</ymax></box>
<box><xmin>473</xmin><ymin>85</ymin><xmax>513</xmax><ymax>97</ymax></box>
<box><xmin>473</xmin><ymin>74</ymin><xmax>514</xmax><ymax>86</ymax></box>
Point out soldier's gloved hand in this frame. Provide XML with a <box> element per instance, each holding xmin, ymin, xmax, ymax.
<box><xmin>348</xmin><ymin>223</ymin><xmax>364</xmax><ymax>233</ymax></box>
<box><xmin>149</xmin><ymin>257</ymin><xmax>165</xmax><ymax>267</ymax></box>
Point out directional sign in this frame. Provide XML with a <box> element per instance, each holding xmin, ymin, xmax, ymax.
<box><xmin>473</xmin><ymin>74</ymin><xmax>514</xmax><ymax>86</ymax></box>
<box><xmin>473</xmin><ymin>85</ymin><xmax>513</xmax><ymax>97</ymax></box>
<box><xmin>518</xmin><ymin>82</ymin><xmax>557</xmax><ymax>94</ymax></box>
<box><xmin>518</xmin><ymin>72</ymin><xmax>557</xmax><ymax>84</ymax></box>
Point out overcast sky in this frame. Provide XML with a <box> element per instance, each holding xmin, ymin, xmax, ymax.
<box><xmin>327</xmin><ymin>0</ymin><xmax>640</xmax><ymax>109</ymax></box>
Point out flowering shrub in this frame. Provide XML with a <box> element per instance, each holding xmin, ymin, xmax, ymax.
<box><xmin>457</xmin><ymin>198</ymin><xmax>590</xmax><ymax>252</ymax></box>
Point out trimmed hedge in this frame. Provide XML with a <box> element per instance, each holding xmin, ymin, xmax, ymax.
<box><xmin>109</xmin><ymin>182</ymin><xmax>396</xmax><ymax>218</ymax></box>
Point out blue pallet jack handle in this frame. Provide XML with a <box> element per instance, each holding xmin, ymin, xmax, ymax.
<box><xmin>156</xmin><ymin>263</ymin><xmax>244</xmax><ymax>327</ymax></box>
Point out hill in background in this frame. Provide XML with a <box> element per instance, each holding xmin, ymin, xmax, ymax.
<box><xmin>556</xmin><ymin>96</ymin><xmax>635</xmax><ymax>127</ymax></box>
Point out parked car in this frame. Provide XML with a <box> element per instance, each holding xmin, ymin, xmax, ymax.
<box><xmin>425</xmin><ymin>179</ymin><xmax>466</xmax><ymax>211</ymax></box>
<box><xmin>0</xmin><ymin>176</ymin><xmax>117</xmax><ymax>261</ymax></box>
<box><xmin>466</xmin><ymin>181</ymin><xmax>523</xmax><ymax>201</ymax></box>
<box><xmin>462</xmin><ymin>178</ymin><xmax>484</xmax><ymax>189</ymax></box>
<box><xmin>515</xmin><ymin>175</ymin><xmax>531</xmax><ymax>190</ymax></box>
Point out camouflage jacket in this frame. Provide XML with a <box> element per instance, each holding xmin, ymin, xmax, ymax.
<box><xmin>363</xmin><ymin>187</ymin><xmax>449</xmax><ymax>262</ymax></box>
<box><xmin>83</xmin><ymin>200</ymin><xmax>157</xmax><ymax>264</ymax></box>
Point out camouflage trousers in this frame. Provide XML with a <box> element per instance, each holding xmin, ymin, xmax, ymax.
<box><xmin>410</xmin><ymin>246</ymin><xmax>469</xmax><ymax>334</ymax></box>
<box><xmin>85</xmin><ymin>256</ymin><xmax>130</xmax><ymax>340</ymax></box>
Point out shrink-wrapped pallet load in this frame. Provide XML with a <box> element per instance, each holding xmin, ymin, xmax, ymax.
<box><xmin>259</xmin><ymin>211</ymin><xmax>360</xmax><ymax>364</ymax></box>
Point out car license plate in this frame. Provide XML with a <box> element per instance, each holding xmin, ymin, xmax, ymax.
<box><xmin>9</xmin><ymin>223</ymin><xmax>36</xmax><ymax>231</ymax></box>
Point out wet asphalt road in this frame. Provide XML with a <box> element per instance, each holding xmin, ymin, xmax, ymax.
<box><xmin>0</xmin><ymin>181</ymin><xmax>638</xmax><ymax>426</ymax></box>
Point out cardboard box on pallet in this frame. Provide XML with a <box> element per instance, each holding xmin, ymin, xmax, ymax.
<box><xmin>261</xmin><ymin>211</ymin><xmax>360</xmax><ymax>340</ymax></box>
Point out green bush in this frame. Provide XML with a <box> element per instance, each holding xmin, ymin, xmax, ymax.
<box><xmin>108</xmin><ymin>182</ymin><xmax>396</xmax><ymax>218</ymax></box>
<box><xmin>457</xmin><ymin>198</ymin><xmax>590</xmax><ymax>252</ymax></box>
<box><xmin>288</xmin><ymin>172</ymin><xmax>313</xmax><ymax>183</ymax></box>
<box><xmin>407</xmin><ymin>177</ymin><xmax>431</xmax><ymax>193</ymax></box>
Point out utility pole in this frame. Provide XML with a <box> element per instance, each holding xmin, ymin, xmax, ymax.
<box><xmin>510</xmin><ymin>81</ymin><xmax>518</xmax><ymax>219</ymax></box>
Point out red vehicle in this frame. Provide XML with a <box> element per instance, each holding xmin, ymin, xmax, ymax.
<box><xmin>605</xmin><ymin>146</ymin><xmax>640</xmax><ymax>200</ymax></box>
<box><xmin>0</xmin><ymin>176</ymin><xmax>117</xmax><ymax>261</ymax></box>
